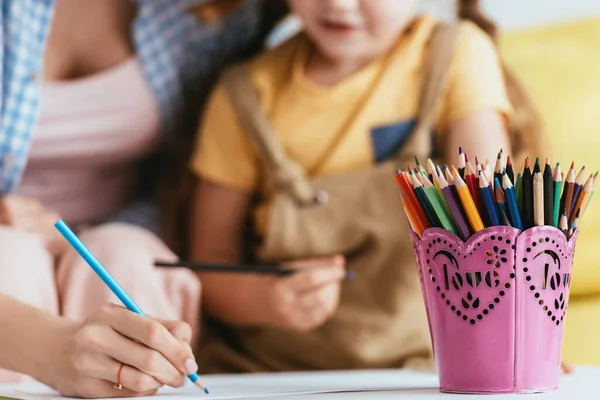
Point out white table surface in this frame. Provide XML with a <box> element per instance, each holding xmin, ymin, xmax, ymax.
<box><xmin>1</xmin><ymin>366</ymin><xmax>598</xmax><ymax>399</ymax></box>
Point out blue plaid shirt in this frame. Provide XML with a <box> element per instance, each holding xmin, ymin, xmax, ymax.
<box><xmin>0</xmin><ymin>0</ymin><xmax>269</xmax><ymax>231</ymax></box>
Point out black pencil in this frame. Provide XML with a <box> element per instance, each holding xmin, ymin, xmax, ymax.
<box><xmin>494</xmin><ymin>149</ymin><xmax>504</xmax><ymax>187</ymax></box>
<box><xmin>522</xmin><ymin>157</ymin><xmax>534</xmax><ymax>229</ymax></box>
<box><xmin>155</xmin><ymin>261</ymin><xmax>357</xmax><ymax>280</ymax></box>
<box><xmin>458</xmin><ymin>147</ymin><xmax>466</xmax><ymax>180</ymax></box>
<box><xmin>543</xmin><ymin>157</ymin><xmax>554</xmax><ymax>226</ymax></box>
<box><xmin>506</xmin><ymin>155</ymin><xmax>515</xmax><ymax>185</ymax></box>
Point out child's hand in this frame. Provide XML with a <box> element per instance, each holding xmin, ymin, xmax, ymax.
<box><xmin>561</xmin><ymin>361</ymin><xmax>574</xmax><ymax>374</ymax></box>
<box><xmin>263</xmin><ymin>255</ymin><xmax>346</xmax><ymax>332</ymax></box>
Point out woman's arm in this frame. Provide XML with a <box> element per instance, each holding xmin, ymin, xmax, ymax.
<box><xmin>444</xmin><ymin>109</ymin><xmax>511</xmax><ymax>166</ymax></box>
<box><xmin>0</xmin><ymin>294</ymin><xmax>199</xmax><ymax>398</ymax></box>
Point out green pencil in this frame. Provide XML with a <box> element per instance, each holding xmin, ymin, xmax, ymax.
<box><xmin>553</xmin><ymin>163</ymin><xmax>563</xmax><ymax>227</ymax></box>
<box><xmin>583</xmin><ymin>171</ymin><xmax>598</xmax><ymax>217</ymax></box>
<box><xmin>421</xmin><ymin>175</ymin><xmax>459</xmax><ymax>235</ymax></box>
<box><xmin>409</xmin><ymin>171</ymin><xmax>440</xmax><ymax>227</ymax></box>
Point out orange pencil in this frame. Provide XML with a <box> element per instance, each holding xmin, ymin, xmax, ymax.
<box><xmin>399</xmin><ymin>191</ymin><xmax>424</xmax><ymax>237</ymax></box>
<box><xmin>570</xmin><ymin>174</ymin><xmax>593</xmax><ymax>225</ymax></box>
<box><xmin>395</xmin><ymin>170</ymin><xmax>430</xmax><ymax>232</ymax></box>
<box><xmin>452</xmin><ymin>166</ymin><xmax>485</xmax><ymax>232</ymax></box>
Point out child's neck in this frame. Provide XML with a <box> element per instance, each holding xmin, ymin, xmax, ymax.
<box><xmin>304</xmin><ymin>49</ymin><xmax>376</xmax><ymax>87</ymax></box>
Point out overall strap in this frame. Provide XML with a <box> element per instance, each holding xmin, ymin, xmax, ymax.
<box><xmin>399</xmin><ymin>23</ymin><xmax>467</xmax><ymax>159</ymax></box>
<box><xmin>222</xmin><ymin>65</ymin><xmax>317</xmax><ymax>205</ymax></box>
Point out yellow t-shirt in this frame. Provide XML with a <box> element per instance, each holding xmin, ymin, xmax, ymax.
<box><xmin>191</xmin><ymin>15</ymin><xmax>511</xmax><ymax>228</ymax></box>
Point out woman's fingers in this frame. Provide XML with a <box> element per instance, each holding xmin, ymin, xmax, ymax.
<box><xmin>90</xmin><ymin>324</ymin><xmax>185</xmax><ymax>388</ymax></box>
<box><xmin>80</xmin><ymin>353</ymin><xmax>164</xmax><ymax>393</ymax></box>
<box><xmin>100</xmin><ymin>305</ymin><xmax>198</xmax><ymax>378</ymax></box>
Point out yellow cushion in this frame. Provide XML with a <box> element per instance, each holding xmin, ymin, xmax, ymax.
<box><xmin>501</xmin><ymin>18</ymin><xmax>600</xmax><ymax>297</ymax></box>
<box><xmin>562</xmin><ymin>294</ymin><xmax>600</xmax><ymax>364</ymax></box>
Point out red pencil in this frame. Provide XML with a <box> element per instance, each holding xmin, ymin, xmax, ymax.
<box><xmin>395</xmin><ymin>170</ymin><xmax>431</xmax><ymax>232</ymax></box>
<box><xmin>465</xmin><ymin>159</ymin><xmax>487</xmax><ymax>225</ymax></box>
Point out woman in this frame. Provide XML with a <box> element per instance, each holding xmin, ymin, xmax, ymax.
<box><xmin>0</xmin><ymin>0</ymin><xmax>281</xmax><ymax>396</ymax></box>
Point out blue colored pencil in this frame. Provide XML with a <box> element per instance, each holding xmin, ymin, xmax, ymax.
<box><xmin>479</xmin><ymin>171</ymin><xmax>500</xmax><ymax>226</ymax></box>
<box><xmin>500</xmin><ymin>174</ymin><xmax>524</xmax><ymax>230</ymax></box>
<box><xmin>54</xmin><ymin>220</ymin><xmax>208</xmax><ymax>394</ymax></box>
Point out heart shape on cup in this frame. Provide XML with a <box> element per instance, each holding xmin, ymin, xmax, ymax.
<box><xmin>421</xmin><ymin>227</ymin><xmax>519</xmax><ymax>325</ymax></box>
<box><xmin>516</xmin><ymin>228</ymin><xmax>577</xmax><ymax>326</ymax></box>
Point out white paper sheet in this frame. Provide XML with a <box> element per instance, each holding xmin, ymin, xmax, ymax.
<box><xmin>0</xmin><ymin>369</ymin><xmax>439</xmax><ymax>400</ymax></box>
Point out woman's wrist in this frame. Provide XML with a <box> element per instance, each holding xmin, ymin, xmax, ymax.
<box><xmin>0</xmin><ymin>295</ymin><xmax>75</xmax><ymax>383</ymax></box>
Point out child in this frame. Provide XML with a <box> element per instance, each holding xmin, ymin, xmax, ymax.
<box><xmin>190</xmin><ymin>0</ymin><xmax>514</xmax><ymax>372</ymax></box>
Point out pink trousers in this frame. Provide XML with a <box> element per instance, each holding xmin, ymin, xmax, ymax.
<box><xmin>0</xmin><ymin>223</ymin><xmax>201</xmax><ymax>382</ymax></box>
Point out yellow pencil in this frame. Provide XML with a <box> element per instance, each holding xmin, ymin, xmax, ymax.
<box><xmin>533</xmin><ymin>167</ymin><xmax>544</xmax><ymax>226</ymax></box>
<box><xmin>451</xmin><ymin>166</ymin><xmax>484</xmax><ymax>232</ymax></box>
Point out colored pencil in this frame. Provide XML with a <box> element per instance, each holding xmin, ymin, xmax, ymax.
<box><xmin>559</xmin><ymin>209</ymin><xmax>569</xmax><ymax>237</ymax></box>
<box><xmin>410</xmin><ymin>170</ymin><xmax>441</xmax><ymax>227</ymax></box>
<box><xmin>516</xmin><ymin>160</ymin><xmax>525</xmax><ymax>209</ymax></box>
<box><xmin>543</xmin><ymin>158</ymin><xmax>554</xmax><ymax>226</ymax></box>
<box><xmin>562</xmin><ymin>163</ymin><xmax>576</xmax><ymax>223</ymax></box>
<box><xmin>431</xmin><ymin>164</ymin><xmax>444</xmax><ymax>198</ymax></box>
<box><xmin>415</xmin><ymin>156</ymin><xmax>428</xmax><ymax>179</ymax></box>
<box><xmin>570</xmin><ymin>166</ymin><xmax>587</xmax><ymax>218</ymax></box>
<box><xmin>155</xmin><ymin>260</ymin><xmax>358</xmax><ymax>280</ymax></box>
<box><xmin>494</xmin><ymin>149</ymin><xmax>504</xmax><ymax>187</ymax></box>
<box><xmin>54</xmin><ymin>220</ymin><xmax>209</xmax><ymax>393</ymax></box>
<box><xmin>439</xmin><ymin>171</ymin><xmax>471</xmax><ymax>240</ymax></box>
<box><xmin>458</xmin><ymin>147</ymin><xmax>466</xmax><ymax>180</ymax></box>
<box><xmin>452</xmin><ymin>166</ymin><xmax>484</xmax><ymax>232</ymax></box>
<box><xmin>583</xmin><ymin>171</ymin><xmax>598</xmax><ymax>217</ymax></box>
<box><xmin>506</xmin><ymin>155</ymin><xmax>515</xmax><ymax>185</ymax></box>
<box><xmin>494</xmin><ymin>181</ymin><xmax>512</xmax><ymax>227</ymax></box>
<box><xmin>533</xmin><ymin>159</ymin><xmax>544</xmax><ymax>226</ymax></box>
<box><xmin>570</xmin><ymin>209</ymin><xmax>580</xmax><ymax>239</ymax></box>
<box><xmin>479</xmin><ymin>171</ymin><xmax>500</xmax><ymax>226</ymax></box>
<box><xmin>464</xmin><ymin>160</ymin><xmax>486</xmax><ymax>225</ymax></box>
<box><xmin>395</xmin><ymin>170</ymin><xmax>430</xmax><ymax>232</ymax></box>
<box><xmin>553</xmin><ymin>163</ymin><xmax>563</xmax><ymax>227</ymax></box>
<box><xmin>522</xmin><ymin>157</ymin><xmax>534</xmax><ymax>229</ymax></box>
<box><xmin>570</xmin><ymin>174</ymin><xmax>593</xmax><ymax>225</ymax></box>
<box><xmin>427</xmin><ymin>158</ymin><xmax>437</xmax><ymax>186</ymax></box>
<box><xmin>422</xmin><ymin>174</ymin><xmax>459</xmax><ymax>235</ymax></box>
<box><xmin>502</xmin><ymin>172</ymin><xmax>524</xmax><ymax>230</ymax></box>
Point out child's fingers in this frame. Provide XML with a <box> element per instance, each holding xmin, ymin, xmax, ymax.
<box><xmin>285</xmin><ymin>266</ymin><xmax>345</xmax><ymax>292</ymax></box>
<box><xmin>281</xmin><ymin>255</ymin><xmax>345</xmax><ymax>270</ymax></box>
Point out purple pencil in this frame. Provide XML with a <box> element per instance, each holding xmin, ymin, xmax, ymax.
<box><xmin>438</xmin><ymin>170</ymin><xmax>471</xmax><ymax>241</ymax></box>
<box><xmin>569</xmin><ymin>166</ymin><xmax>586</xmax><ymax>218</ymax></box>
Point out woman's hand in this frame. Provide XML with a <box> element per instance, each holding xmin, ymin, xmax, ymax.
<box><xmin>41</xmin><ymin>303</ymin><xmax>199</xmax><ymax>398</ymax></box>
<box><xmin>0</xmin><ymin>195</ymin><xmax>64</xmax><ymax>255</ymax></box>
<box><xmin>257</xmin><ymin>255</ymin><xmax>346</xmax><ymax>332</ymax></box>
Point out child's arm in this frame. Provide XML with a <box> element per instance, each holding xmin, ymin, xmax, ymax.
<box><xmin>445</xmin><ymin>109</ymin><xmax>511</xmax><ymax>165</ymax></box>
<box><xmin>190</xmin><ymin>178</ymin><xmax>346</xmax><ymax>330</ymax></box>
<box><xmin>437</xmin><ymin>24</ymin><xmax>513</xmax><ymax>164</ymax></box>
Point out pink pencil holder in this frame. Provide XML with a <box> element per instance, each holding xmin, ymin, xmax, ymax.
<box><xmin>410</xmin><ymin>226</ymin><xmax>578</xmax><ymax>394</ymax></box>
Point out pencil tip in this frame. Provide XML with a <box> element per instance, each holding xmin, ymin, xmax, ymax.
<box><xmin>534</xmin><ymin>157</ymin><xmax>540</xmax><ymax>167</ymax></box>
<box><xmin>464</xmin><ymin>153</ymin><xmax>469</xmax><ymax>163</ymax></box>
<box><xmin>571</xmin><ymin>161</ymin><xmax>575</xmax><ymax>169</ymax></box>
<box><xmin>414</xmin><ymin>155</ymin><xmax>421</xmax><ymax>166</ymax></box>
<box><xmin>497</xmin><ymin>151</ymin><xmax>502</xmax><ymax>160</ymax></box>
<box><xmin>546</xmin><ymin>156</ymin><xmax>550</xmax><ymax>165</ymax></box>
<box><xmin>525</xmin><ymin>157</ymin><xmax>530</xmax><ymax>169</ymax></box>
<box><xmin>459</xmin><ymin>146</ymin><xmax>463</xmax><ymax>154</ymax></box>
<box><xmin>475</xmin><ymin>156</ymin><xmax>479</xmax><ymax>165</ymax></box>
<box><xmin>507</xmin><ymin>155</ymin><xmax>512</xmax><ymax>165</ymax></box>
<box><xmin>205</xmin><ymin>388</ymin><xmax>210</xmax><ymax>394</ymax></box>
